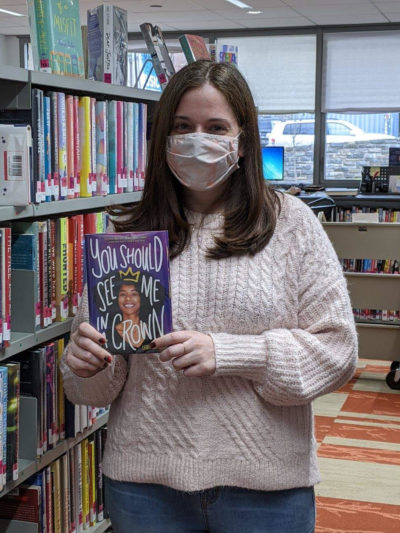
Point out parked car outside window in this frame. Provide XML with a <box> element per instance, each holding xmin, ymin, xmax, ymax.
<box><xmin>269</xmin><ymin>119</ymin><xmax>395</xmax><ymax>147</ymax></box>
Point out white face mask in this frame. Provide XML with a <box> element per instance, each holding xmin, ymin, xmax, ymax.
<box><xmin>166</xmin><ymin>132</ymin><xmax>240</xmax><ymax>191</ymax></box>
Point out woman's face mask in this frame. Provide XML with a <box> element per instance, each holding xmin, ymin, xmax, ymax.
<box><xmin>166</xmin><ymin>132</ymin><xmax>240</xmax><ymax>191</ymax></box>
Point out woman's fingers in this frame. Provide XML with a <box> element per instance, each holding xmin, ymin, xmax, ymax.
<box><xmin>71</xmin><ymin>322</ymin><xmax>112</xmax><ymax>364</ymax></box>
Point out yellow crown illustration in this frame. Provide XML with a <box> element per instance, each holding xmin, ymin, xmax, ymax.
<box><xmin>118</xmin><ymin>267</ymin><xmax>140</xmax><ymax>283</ymax></box>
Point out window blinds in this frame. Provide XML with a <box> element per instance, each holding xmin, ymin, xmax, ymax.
<box><xmin>323</xmin><ymin>31</ymin><xmax>400</xmax><ymax>112</ymax></box>
<box><xmin>216</xmin><ymin>35</ymin><xmax>316</xmax><ymax>113</ymax></box>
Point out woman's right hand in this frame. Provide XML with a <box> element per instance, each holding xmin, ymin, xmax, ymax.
<box><xmin>66</xmin><ymin>322</ymin><xmax>113</xmax><ymax>378</ymax></box>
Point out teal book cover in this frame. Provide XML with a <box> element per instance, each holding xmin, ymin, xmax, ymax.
<box><xmin>32</xmin><ymin>0</ymin><xmax>85</xmax><ymax>78</ymax></box>
<box><xmin>107</xmin><ymin>100</ymin><xmax>117</xmax><ymax>194</ymax></box>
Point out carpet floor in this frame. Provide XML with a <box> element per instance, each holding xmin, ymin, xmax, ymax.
<box><xmin>314</xmin><ymin>359</ymin><xmax>400</xmax><ymax>532</ymax></box>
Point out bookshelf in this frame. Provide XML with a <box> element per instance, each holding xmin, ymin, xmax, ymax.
<box><xmin>0</xmin><ymin>66</ymin><xmax>157</xmax><ymax>528</ymax></box>
<box><xmin>323</xmin><ymin>222</ymin><xmax>400</xmax><ymax>362</ymax></box>
<box><xmin>0</xmin><ymin>412</ymin><xmax>109</xmax><ymax>499</ymax></box>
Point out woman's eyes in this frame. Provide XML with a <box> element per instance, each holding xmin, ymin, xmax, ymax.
<box><xmin>172</xmin><ymin>123</ymin><xmax>229</xmax><ymax>134</ymax></box>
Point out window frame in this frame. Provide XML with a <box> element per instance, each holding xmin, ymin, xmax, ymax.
<box><xmin>127</xmin><ymin>23</ymin><xmax>400</xmax><ymax>186</ymax></box>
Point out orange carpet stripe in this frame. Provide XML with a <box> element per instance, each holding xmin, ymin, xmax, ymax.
<box><xmin>315</xmin><ymin>497</ymin><xmax>400</xmax><ymax>533</ymax></box>
<box><xmin>327</xmin><ymin>421</ymin><xmax>400</xmax><ymax>443</ymax></box>
<box><xmin>341</xmin><ymin>391</ymin><xmax>400</xmax><ymax>417</ymax></box>
<box><xmin>317</xmin><ymin>443</ymin><xmax>400</xmax><ymax>465</ymax></box>
<box><xmin>314</xmin><ymin>416</ymin><xmax>337</xmax><ymax>443</ymax></box>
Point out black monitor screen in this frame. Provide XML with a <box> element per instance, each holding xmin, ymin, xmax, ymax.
<box><xmin>262</xmin><ymin>146</ymin><xmax>284</xmax><ymax>181</ymax></box>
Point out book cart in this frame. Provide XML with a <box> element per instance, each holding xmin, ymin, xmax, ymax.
<box><xmin>323</xmin><ymin>194</ymin><xmax>400</xmax><ymax>391</ymax></box>
<box><xmin>0</xmin><ymin>65</ymin><xmax>159</xmax><ymax>531</ymax></box>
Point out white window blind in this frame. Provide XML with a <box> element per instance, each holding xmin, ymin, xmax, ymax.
<box><xmin>216</xmin><ymin>35</ymin><xmax>316</xmax><ymax>113</ymax></box>
<box><xmin>323</xmin><ymin>31</ymin><xmax>400</xmax><ymax>112</ymax></box>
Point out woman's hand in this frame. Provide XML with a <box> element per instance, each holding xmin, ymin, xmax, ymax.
<box><xmin>152</xmin><ymin>331</ymin><xmax>216</xmax><ymax>377</ymax></box>
<box><xmin>66</xmin><ymin>322</ymin><xmax>113</xmax><ymax>378</ymax></box>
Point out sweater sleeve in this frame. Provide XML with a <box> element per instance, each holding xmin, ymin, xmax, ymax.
<box><xmin>210</xmin><ymin>204</ymin><xmax>358</xmax><ymax>406</ymax></box>
<box><xmin>60</xmin><ymin>286</ymin><xmax>128</xmax><ymax>407</ymax></box>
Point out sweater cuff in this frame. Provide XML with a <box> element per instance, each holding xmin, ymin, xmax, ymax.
<box><xmin>209</xmin><ymin>332</ymin><xmax>267</xmax><ymax>381</ymax></box>
<box><xmin>62</xmin><ymin>358</ymin><xmax>121</xmax><ymax>406</ymax></box>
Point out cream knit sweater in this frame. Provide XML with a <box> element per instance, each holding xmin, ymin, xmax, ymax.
<box><xmin>61</xmin><ymin>193</ymin><xmax>358</xmax><ymax>492</ymax></box>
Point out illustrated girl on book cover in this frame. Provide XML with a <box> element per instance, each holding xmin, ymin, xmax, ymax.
<box><xmin>85</xmin><ymin>231</ymin><xmax>172</xmax><ymax>356</ymax></box>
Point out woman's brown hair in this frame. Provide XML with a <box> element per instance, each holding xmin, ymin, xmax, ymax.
<box><xmin>109</xmin><ymin>60</ymin><xmax>281</xmax><ymax>259</ymax></box>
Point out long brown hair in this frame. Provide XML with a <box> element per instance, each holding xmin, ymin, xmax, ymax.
<box><xmin>109</xmin><ymin>60</ymin><xmax>281</xmax><ymax>259</ymax></box>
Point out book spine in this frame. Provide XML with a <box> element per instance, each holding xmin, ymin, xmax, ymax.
<box><xmin>46</xmin><ymin>465</ymin><xmax>53</xmax><ymax>533</ymax></box>
<box><xmin>62</xmin><ymin>452</ymin><xmax>70</xmax><ymax>533</ymax></box>
<box><xmin>88</xmin><ymin>436</ymin><xmax>96</xmax><ymax>526</ymax></box>
<box><xmin>73</xmin><ymin>95</ymin><xmax>81</xmax><ymax>198</ymax></box>
<box><xmin>81</xmin><ymin>439</ymin><xmax>90</xmax><ymax>530</ymax></box>
<box><xmin>179</xmin><ymin>35</ymin><xmax>196</xmax><ymax>63</ymax></box>
<box><xmin>5</xmin><ymin>363</ymin><xmax>20</xmax><ymax>482</ymax></box>
<box><xmin>66</xmin><ymin>94</ymin><xmax>75</xmax><ymax>199</ymax></box>
<box><xmin>57</xmin><ymin>338</ymin><xmax>65</xmax><ymax>441</ymax></box>
<box><xmin>68</xmin><ymin>217</ymin><xmax>76</xmax><ymax>317</ymax></box>
<box><xmin>57</xmin><ymin>92</ymin><xmax>68</xmax><ymax>200</ymax></box>
<box><xmin>94</xmin><ymin>430</ymin><xmax>104</xmax><ymax>522</ymax></box>
<box><xmin>49</xmin><ymin>91</ymin><xmax>60</xmax><ymax>201</ymax></box>
<box><xmin>0</xmin><ymin>367</ymin><xmax>7</xmax><ymax>487</ymax></box>
<box><xmin>33</xmin><ymin>0</ymin><xmax>52</xmax><ymax>72</ymax></box>
<box><xmin>116</xmin><ymin>100</ymin><xmax>124</xmax><ymax>193</ymax></box>
<box><xmin>43</xmin><ymin>95</ymin><xmax>53</xmax><ymax>202</ymax></box>
<box><xmin>90</xmin><ymin>97</ymin><xmax>97</xmax><ymax>195</ymax></box>
<box><xmin>50</xmin><ymin>219</ymin><xmax>57</xmax><ymax>322</ymax></box>
<box><xmin>127</xmin><ymin>102</ymin><xmax>134</xmax><ymax>193</ymax></box>
<box><xmin>52</xmin><ymin>459</ymin><xmax>62</xmax><ymax>533</ymax></box>
<box><xmin>103</xmin><ymin>5</ymin><xmax>113</xmax><ymax>83</ymax></box>
<box><xmin>95</xmin><ymin>101</ymin><xmax>108</xmax><ymax>196</ymax></box>
<box><xmin>107</xmin><ymin>100</ymin><xmax>116</xmax><ymax>194</ymax></box>
<box><xmin>78</xmin><ymin>96</ymin><xmax>92</xmax><ymax>197</ymax></box>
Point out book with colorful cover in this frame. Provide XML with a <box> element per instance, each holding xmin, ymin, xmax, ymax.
<box><xmin>1</xmin><ymin>362</ymin><xmax>20</xmax><ymax>483</ymax></box>
<box><xmin>43</xmin><ymin>95</ymin><xmax>53</xmax><ymax>202</ymax></box>
<box><xmin>107</xmin><ymin>100</ymin><xmax>117</xmax><ymax>194</ymax></box>
<box><xmin>0</xmin><ymin>366</ymin><xmax>7</xmax><ymax>487</ymax></box>
<box><xmin>85</xmin><ymin>231</ymin><xmax>172</xmax><ymax>355</ymax></box>
<box><xmin>179</xmin><ymin>34</ymin><xmax>210</xmax><ymax>63</ymax></box>
<box><xmin>28</xmin><ymin>0</ymin><xmax>84</xmax><ymax>77</ymax></box>
<box><xmin>57</xmin><ymin>92</ymin><xmax>68</xmax><ymax>200</ymax></box>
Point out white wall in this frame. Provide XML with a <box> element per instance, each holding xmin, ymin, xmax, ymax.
<box><xmin>0</xmin><ymin>35</ymin><xmax>20</xmax><ymax>67</ymax></box>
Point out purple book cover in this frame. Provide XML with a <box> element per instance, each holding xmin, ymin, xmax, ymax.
<box><xmin>85</xmin><ymin>231</ymin><xmax>172</xmax><ymax>355</ymax></box>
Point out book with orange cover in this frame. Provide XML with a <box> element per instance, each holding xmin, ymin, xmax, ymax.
<box><xmin>179</xmin><ymin>34</ymin><xmax>210</xmax><ymax>63</ymax></box>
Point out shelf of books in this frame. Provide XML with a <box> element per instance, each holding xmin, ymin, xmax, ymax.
<box><xmin>0</xmin><ymin>319</ymin><xmax>73</xmax><ymax>362</ymax></box>
<box><xmin>0</xmin><ymin>411</ymin><xmax>108</xmax><ymax>499</ymax></box>
<box><xmin>323</xmin><ymin>218</ymin><xmax>400</xmax><ymax>362</ymax></box>
<box><xmin>30</xmin><ymin>70</ymin><xmax>160</xmax><ymax>102</ymax></box>
<box><xmin>0</xmin><ymin>192</ymin><xmax>142</xmax><ymax>222</ymax></box>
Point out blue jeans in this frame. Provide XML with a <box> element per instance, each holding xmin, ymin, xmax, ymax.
<box><xmin>104</xmin><ymin>476</ymin><xmax>315</xmax><ymax>533</ymax></box>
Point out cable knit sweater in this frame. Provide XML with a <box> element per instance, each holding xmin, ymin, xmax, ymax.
<box><xmin>60</xmin><ymin>193</ymin><xmax>358</xmax><ymax>492</ymax></box>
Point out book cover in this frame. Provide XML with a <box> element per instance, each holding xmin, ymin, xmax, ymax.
<box><xmin>179</xmin><ymin>34</ymin><xmax>210</xmax><ymax>63</ymax></box>
<box><xmin>85</xmin><ymin>231</ymin><xmax>172</xmax><ymax>355</ymax></box>
<box><xmin>87</xmin><ymin>4</ymin><xmax>128</xmax><ymax>85</ymax></box>
<box><xmin>29</xmin><ymin>0</ymin><xmax>84</xmax><ymax>77</ymax></box>
<box><xmin>0</xmin><ymin>124</ymin><xmax>32</xmax><ymax>206</ymax></box>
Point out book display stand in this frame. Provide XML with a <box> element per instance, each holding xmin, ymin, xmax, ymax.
<box><xmin>0</xmin><ymin>65</ymin><xmax>157</xmax><ymax>531</ymax></box>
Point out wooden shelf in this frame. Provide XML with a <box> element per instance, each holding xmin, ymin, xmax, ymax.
<box><xmin>0</xmin><ymin>412</ymin><xmax>109</xmax><ymax>498</ymax></box>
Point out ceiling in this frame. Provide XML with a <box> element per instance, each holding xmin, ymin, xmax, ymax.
<box><xmin>1</xmin><ymin>0</ymin><xmax>400</xmax><ymax>36</ymax></box>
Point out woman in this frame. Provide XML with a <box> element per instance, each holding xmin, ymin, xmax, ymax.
<box><xmin>61</xmin><ymin>60</ymin><xmax>358</xmax><ymax>532</ymax></box>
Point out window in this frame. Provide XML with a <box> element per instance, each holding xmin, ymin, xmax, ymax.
<box><xmin>323</xmin><ymin>31</ymin><xmax>400</xmax><ymax>181</ymax></box>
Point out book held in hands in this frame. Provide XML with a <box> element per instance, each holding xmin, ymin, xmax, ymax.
<box><xmin>85</xmin><ymin>231</ymin><xmax>172</xmax><ymax>355</ymax></box>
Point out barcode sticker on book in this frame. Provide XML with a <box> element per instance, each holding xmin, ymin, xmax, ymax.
<box><xmin>5</xmin><ymin>152</ymin><xmax>23</xmax><ymax>180</ymax></box>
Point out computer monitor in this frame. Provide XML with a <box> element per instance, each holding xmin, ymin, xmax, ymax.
<box><xmin>262</xmin><ymin>146</ymin><xmax>284</xmax><ymax>181</ymax></box>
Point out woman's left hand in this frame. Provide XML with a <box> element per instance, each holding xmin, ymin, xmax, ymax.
<box><xmin>152</xmin><ymin>331</ymin><xmax>216</xmax><ymax>377</ymax></box>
